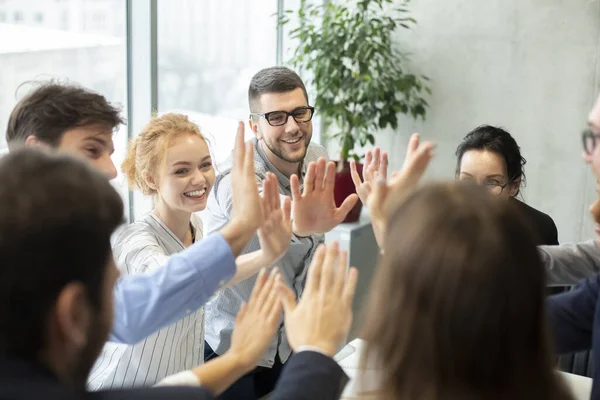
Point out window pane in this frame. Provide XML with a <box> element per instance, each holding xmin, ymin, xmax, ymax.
<box><xmin>157</xmin><ymin>0</ymin><xmax>278</xmax><ymax>165</ymax></box>
<box><xmin>0</xmin><ymin>0</ymin><xmax>128</xmax><ymax>214</ymax></box>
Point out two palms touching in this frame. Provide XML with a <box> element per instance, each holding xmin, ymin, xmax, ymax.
<box><xmin>290</xmin><ymin>157</ymin><xmax>359</xmax><ymax>237</ymax></box>
<box><xmin>350</xmin><ymin>134</ymin><xmax>435</xmax><ymax>248</ymax></box>
<box><xmin>257</xmin><ymin>172</ymin><xmax>292</xmax><ymax>263</ymax></box>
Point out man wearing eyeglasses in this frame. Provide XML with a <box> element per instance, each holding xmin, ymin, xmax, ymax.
<box><xmin>546</xmin><ymin>94</ymin><xmax>600</xmax><ymax>400</ymax></box>
<box><xmin>203</xmin><ymin>66</ymin><xmax>358</xmax><ymax>400</ymax></box>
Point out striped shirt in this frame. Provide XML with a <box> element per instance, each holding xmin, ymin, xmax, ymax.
<box><xmin>204</xmin><ymin>137</ymin><xmax>327</xmax><ymax>368</ymax></box>
<box><xmin>87</xmin><ymin>213</ymin><xmax>205</xmax><ymax>390</ymax></box>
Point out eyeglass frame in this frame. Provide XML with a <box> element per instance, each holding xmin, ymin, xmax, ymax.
<box><xmin>484</xmin><ymin>178</ymin><xmax>516</xmax><ymax>195</ymax></box>
<box><xmin>460</xmin><ymin>175</ymin><xmax>518</xmax><ymax>195</ymax></box>
<box><xmin>249</xmin><ymin>106</ymin><xmax>315</xmax><ymax>127</ymax></box>
<box><xmin>582</xmin><ymin>129</ymin><xmax>600</xmax><ymax>155</ymax></box>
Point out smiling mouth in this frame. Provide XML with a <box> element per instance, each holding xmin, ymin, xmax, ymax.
<box><xmin>184</xmin><ymin>188</ymin><xmax>207</xmax><ymax>198</ymax></box>
<box><xmin>282</xmin><ymin>137</ymin><xmax>302</xmax><ymax>144</ymax></box>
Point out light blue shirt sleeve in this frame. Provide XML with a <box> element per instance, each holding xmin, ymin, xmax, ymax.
<box><xmin>109</xmin><ymin>232</ymin><xmax>236</xmax><ymax>344</ymax></box>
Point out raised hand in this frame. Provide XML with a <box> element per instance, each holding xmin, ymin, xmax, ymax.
<box><xmin>350</xmin><ymin>147</ymin><xmax>389</xmax><ymax>206</ymax></box>
<box><xmin>290</xmin><ymin>158</ymin><xmax>359</xmax><ymax>237</ymax></box>
<box><xmin>368</xmin><ymin>133</ymin><xmax>435</xmax><ymax>248</ymax></box>
<box><xmin>228</xmin><ymin>268</ymin><xmax>283</xmax><ymax>369</ymax></box>
<box><xmin>230</xmin><ymin>121</ymin><xmax>263</xmax><ymax>232</ymax></box>
<box><xmin>278</xmin><ymin>242</ymin><xmax>358</xmax><ymax>357</ymax></box>
<box><xmin>185</xmin><ymin>268</ymin><xmax>282</xmax><ymax>395</ymax></box>
<box><xmin>257</xmin><ymin>172</ymin><xmax>292</xmax><ymax>264</ymax></box>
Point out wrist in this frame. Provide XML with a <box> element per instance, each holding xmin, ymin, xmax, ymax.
<box><xmin>294</xmin><ymin>340</ymin><xmax>337</xmax><ymax>357</ymax></box>
<box><xmin>256</xmin><ymin>249</ymin><xmax>276</xmax><ymax>265</ymax></box>
<box><xmin>292</xmin><ymin>221</ymin><xmax>312</xmax><ymax>238</ymax></box>
<box><xmin>221</xmin><ymin>219</ymin><xmax>256</xmax><ymax>256</ymax></box>
<box><xmin>222</xmin><ymin>350</ymin><xmax>255</xmax><ymax>375</ymax></box>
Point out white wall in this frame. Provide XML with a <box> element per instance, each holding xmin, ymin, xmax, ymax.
<box><xmin>330</xmin><ymin>0</ymin><xmax>600</xmax><ymax>243</ymax></box>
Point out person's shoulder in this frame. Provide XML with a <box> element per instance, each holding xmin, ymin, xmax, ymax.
<box><xmin>305</xmin><ymin>141</ymin><xmax>329</xmax><ymax>162</ymax></box>
<box><xmin>111</xmin><ymin>216</ymin><xmax>165</xmax><ymax>262</ymax></box>
<box><xmin>511</xmin><ymin>198</ymin><xmax>558</xmax><ymax>244</ymax></box>
<box><xmin>113</xmin><ymin>215</ymin><xmax>160</xmax><ymax>246</ymax></box>
<box><xmin>522</xmin><ymin>200</ymin><xmax>555</xmax><ymax>225</ymax></box>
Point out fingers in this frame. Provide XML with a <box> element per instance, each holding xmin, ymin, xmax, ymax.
<box><xmin>333</xmin><ymin>193</ymin><xmax>359</xmax><ymax>223</ymax></box>
<box><xmin>271</xmin><ymin>174</ymin><xmax>281</xmax><ymax>210</ymax></box>
<box><xmin>319</xmin><ymin>242</ymin><xmax>339</xmax><ymax>294</ymax></box>
<box><xmin>380</xmin><ymin>152</ymin><xmax>389</xmax><ymax>180</ymax></box>
<box><xmin>342</xmin><ymin>267</ymin><xmax>359</xmax><ymax>308</ymax></box>
<box><xmin>282</xmin><ymin>196</ymin><xmax>292</xmax><ymax>222</ymax></box>
<box><xmin>247</xmin><ymin>268</ymin><xmax>267</xmax><ymax>311</ymax></box>
<box><xmin>258</xmin><ymin>269</ymin><xmax>279</xmax><ymax>313</ymax></box>
<box><xmin>314</xmin><ymin>158</ymin><xmax>327</xmax><ymax>191</ymax></box>
<box><xmin>244</xmin><ymin>141</ymin><xmax>255</xmax><ymax>178</ymax></box>
<box><xmin>235</xmin><ymin>302</ymin><xmax>248</xmax><ymax>324</ymax></box>
<box><xmin>302</xmin><ymin>162</ymin><xmax>317</xmax><ymax>195</ymax></box>
<box><xmin>350</xmin><ymin>160</ymin><xmax>363</xmax><ymax>189</ymax></box>
<box><xmin>372</xmin><ymin>148</ymin><xmax>380</xmax><ymax>173</ymax></box>
<box><xmin>261</xmin><ymin>271</ymin><xmax>282</xmax><ymax>319</ymax></box>
<box><xmin>232</xmin><ymin>121</ymin><xmax>245</xmax><ymax>172</ymax></box>
<box><xmin>393</xmin><ymin>140</ymin><xmax>435</xmax><ymax>188</ymax></box>
<box><xmin>290</xmin><ymin>174</ymin><xmax>302</xmax><ymax>201</ymax></box>
<box><xmin>304</xmin><ymin>244</ymin><xmax>325</xmax><ymax>295</ymax></box>
<box><xmin>277</xmin><ymin>281</ymin><xmax>297</xmax><ymax>314</ymax></box>
<box><xmin>323</xmin><ymin>161</ymin><xmax>336</xmax><ymax>192</ymax></box>
<box><xmin>262</xmin><ymin>173</ymin><xmax>277</xmax><ymax>214</ymax></box>
<box><xmin>332</xmin><ymin>248</ymin><xmax>348</xmax><ymax>296</ymax></box>
<box><xmin>406</xmin><ymin>133</ymin><xmax>420</xmax><ymax>156</ymax></box>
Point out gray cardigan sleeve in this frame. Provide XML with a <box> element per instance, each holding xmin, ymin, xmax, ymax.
<box><xmin>539</xmin><ymin>240</ymin><xmax>600</xmax><ymax>286</ymax></box>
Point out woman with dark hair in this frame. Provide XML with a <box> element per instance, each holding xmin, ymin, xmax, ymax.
<box><xmin>360</xmin><ymin>182</ymin><xmax>574</xmax><ymax>400</ymax></box>
<box><xmin>455</xmin><ymin>125</ymin><xmax>558</xmax><ymax>245</ymax></box>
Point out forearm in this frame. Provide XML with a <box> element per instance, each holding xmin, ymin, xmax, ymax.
<box><xmin>372</xmin><ymin>219</ymin><xmax>385</xmax><ymax>250</ymax></box>
<box><xmin>189</xmin><ymin>352</ymin><xmax>251</xmax><ymax>395</ymax></box>
<box><xmin>220</xmin><ymin>220</ymin><xmax>256</xmax><ymax>256</ymax></box>
<box><xmin>228</xmin><ymin>250</ymin><xmax>272</xmax><ymax>287</ymax></box>
<box><xmin>539</xmin><ymin>240</ymin><xmax>600</xmax><ymax>286</ymax></box>
<box><xmin>109</xmin><ymin>233</ymin><xmax>236</xmax><ymax>344</ymax></box>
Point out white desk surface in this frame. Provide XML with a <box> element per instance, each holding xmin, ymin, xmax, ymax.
<box><xmin>335</xmin><ymin>339</ymin><xmax>593</xmax><ymax>400</ymax></box>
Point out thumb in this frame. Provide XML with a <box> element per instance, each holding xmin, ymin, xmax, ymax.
<box><xmin>334</xmin><ymin>194</ymin><xmax>359</xmax><ymax>222</ymax></box>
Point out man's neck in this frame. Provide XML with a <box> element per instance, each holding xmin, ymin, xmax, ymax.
<box><xmin>153</xmin><ymin>201</ymin><xmax>192</xmax><ymax>245</ymax></box>
<box><xmin>260</xmin><ymin>140</ymin><xmax>301</xmax><ymax>178</ymax></box>
<box><xmin>38</xmin><ymin>348</ymin><xmax>71</xmax><ymax>385</ymax></box>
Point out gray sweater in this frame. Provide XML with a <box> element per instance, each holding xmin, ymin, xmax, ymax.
<box><xmin>540</xmin><ymin>240</ymin><xmax>600</xmax><ymax>285</ymax></box>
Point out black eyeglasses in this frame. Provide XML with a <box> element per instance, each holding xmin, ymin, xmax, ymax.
<box><xmin>459</xmin><ymin>176</ymin><xmax>516</xmax><ymax>196</ymax></box>
<box><xmin>250</xmin><ymin>106</ymin><xmax>315</xmax><ymax>127</ymax></box>
<box><xmin>582</xmin><ymin>129</ymin><xmax>600</xmax><ymax>155</ymax></box>
<box><xmin>484</xmin><ymin>180</ymin><xmax>514</xmax><ymax>196</ymax></box>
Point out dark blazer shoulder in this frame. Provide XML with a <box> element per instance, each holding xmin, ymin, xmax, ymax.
<box><xmin>512</xmin><ymin>198</ymin><xmax>559</xmax><ymax>245</ymax></box>
<box><xmin>270</xmin><ymin>350</ymin><xmax>348</xmax><ymax>400</ymax></box>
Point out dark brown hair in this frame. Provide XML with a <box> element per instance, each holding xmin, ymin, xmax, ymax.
<box><xmin>6</xmin><ymin>80</ymin><xmax>124</xmax><ymax>149</ymax></box>
<box><xmin>361</xmin><ymin>182</ymin><xmax>572</xmax><ymax>400</ymax></box>
<box><xmin>248</xmin><ymin>66</ymin><xmax>309</xmax><ymax>113</ymax></box>
<box><xmin>0</xmin><ymin>148</ymin><xmax>123</xmax><ymax>360</ymax></box>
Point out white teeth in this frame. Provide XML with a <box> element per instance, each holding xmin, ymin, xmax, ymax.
<box><xmin>184</xmin><ymin>189</ymin><xmax>206</xmax><ymax>197</ymax></box>
<box><xmin>283</xmin><ymin>137</ymin><xmax>301</xmax><ymax>144</ymax></box>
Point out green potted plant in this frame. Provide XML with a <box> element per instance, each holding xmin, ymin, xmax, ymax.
<box><xmin>279</xmin><ymin>0</ymin><xmax>430</xmax><ymax>222</ymax></box>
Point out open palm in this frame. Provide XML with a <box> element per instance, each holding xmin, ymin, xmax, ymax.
<box><xmin>290</xmin><ymin>158</ymin><xmax>358</xmax><ymax>237</ymax></box>
<box><xmin>350</xmin><ymin>147</ymin><xmax>389</xmax><ymax>206</ymax></box>
<box><xmin>257</xmin><ymin>172</ymin><xmax>292</xmax><ymax>263</ymax></box>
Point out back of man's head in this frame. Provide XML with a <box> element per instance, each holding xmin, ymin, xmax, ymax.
<box><xmin>0</xmin><ymin>148</ymin><xmax>123</xmax><ymax>364</ymax></box>
<box><xmin>6</xmin><ymin>81</ymin><xmax>124</xmax><ymax>149</ymax></box>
